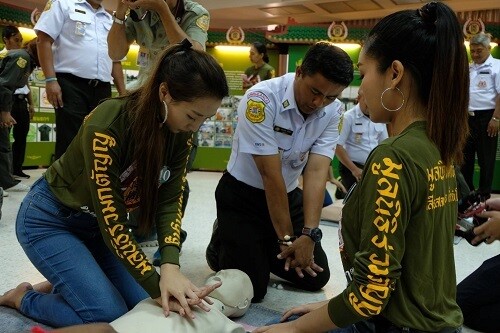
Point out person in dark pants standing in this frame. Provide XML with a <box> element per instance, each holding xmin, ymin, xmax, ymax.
<box><xmin>2</xmin><ymin>26</ymin><xmax>36</xmax><ymax>179</ymax></box>
<box><xmin>0</xmin><ymin>39</ymin><xmax>40</xmax><ymax>194</ymax></box>
<box><xmin>461</xmin><ymin>32</ymin><xmax>500</xmax><ymax>201</ymax></box>
<box><xmin>34</xmin><ymin>0</ymin><xmax>126</xmax><ymax>160</ymax></box>
<box><xmin>10</xmin><ymin>85</ymin><xmax>35</xmax><ymax>179</ymax></box>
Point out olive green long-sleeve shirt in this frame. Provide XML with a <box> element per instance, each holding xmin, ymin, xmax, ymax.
<box><xmin>45</xmin><ymin>98</ymin><xmax>192</xmax><ymax>298</ymax></box>
<box><xmin>330</xmin><ymin>122</ymin><xmax>463</xmax><ymax>331</ymax></box>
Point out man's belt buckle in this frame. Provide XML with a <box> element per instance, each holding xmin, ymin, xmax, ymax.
<box><xmin>88</xmin><ymin>79</ymin><xmax>100</xmax><ymax>87</ymax></box>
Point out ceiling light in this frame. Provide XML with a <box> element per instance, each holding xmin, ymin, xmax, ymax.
<box><xmin>214</xmin><ymin>45</ymin><xmax>251</xmax><ymax>52</ymax></box>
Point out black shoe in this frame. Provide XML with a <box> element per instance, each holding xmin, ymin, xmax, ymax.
<box><xmin>206</xmin><ymin>219</ymin><xmax>220</xmax><ymax>271</ymax></box>
<box><xmin>180</xmin><ymin>229</ymin><xmax>187</xmax><ymax>244</ymax></box>
<box><xmin>13</xmin><ymin>171</ymin><xmax>30</xmax><ymax>179</ymax></box>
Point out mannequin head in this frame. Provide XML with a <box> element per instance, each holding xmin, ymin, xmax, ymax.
<box><xmin>205</xmin><ymin>269</ymin><xmax>253</xmax><ymax>318</ymax></box>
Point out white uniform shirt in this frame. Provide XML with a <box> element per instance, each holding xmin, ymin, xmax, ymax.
<box><xmin>34</xmin><ymin>0</ymin><xmax>113</xmax><ymax>82</ymax></box>
<box><xmin>469</xmin><ymin>55</ymin><xmax>500</xmax><ymax>111</ymax></box>
<box><xmin>227</xmin><ymin>73</ymin><xmax>343</xmax><ymax>193</ymax></box>
<box><xmin>336</xmin><ymin>105</ymin><xmax>388</xmax><ymax>165</ymax></box>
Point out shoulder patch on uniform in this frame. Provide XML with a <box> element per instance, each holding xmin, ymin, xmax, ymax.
<box><xmin>246</xmin><ymin>99</ymin><xmax>266</xmax><ymax>123</ymax></box>
<box><xmin>247</xmin><ymin>91</ymin><xmax>270</xmax><ymax>104</ymax></box>
<box><xmin>196</xmin><ymin>15</ymin><xmax>210</xmax><ymax>32</ymax></box>
<box><xmin>16</xmin><ymin>57</ymin><xmax>27</xmax><ymax>69</ymax></box>
<box><xmin>43</xmin><ymin>0</ymin><xmax>53</xmax><ymax>12</ymax></box>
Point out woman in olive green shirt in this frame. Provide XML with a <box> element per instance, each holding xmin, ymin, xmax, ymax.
<box><xmin>242</xmin><ymin>41</ymin><xmax>275</xmax><ymax>90</ymax></box>
<box><xmin>0</xmin><ymin>40</ymin><xmax>229</xmax><ymax>327</ymax></box>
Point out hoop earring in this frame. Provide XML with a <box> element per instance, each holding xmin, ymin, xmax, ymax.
<box><xmin>380</xmin><ymin>87</ymin><xmax>405</xmax><ymax>112</ymax></box>
<box><xmin>161</xmin><ymin>100</ymin><xmax>168</xmax><ymax>123</ymax></box>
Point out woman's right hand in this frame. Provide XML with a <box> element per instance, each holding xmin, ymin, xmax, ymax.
<box><xmin>156</xmin><ymin>263</ymin><xmax>221</xmax><ymax>318</ymax></box>
<box><xmin>280</xmin><ymin>300</ymin><xmax>329</xmax><ymax>322</ymax></box>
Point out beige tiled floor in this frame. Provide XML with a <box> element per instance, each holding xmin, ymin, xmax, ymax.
<box><xmin>1</xmin><ymin>169</ymin><xmax>499</xmax><ymax>332</ymax></box>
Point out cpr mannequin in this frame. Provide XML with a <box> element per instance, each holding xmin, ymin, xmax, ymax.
<box><xmin>204</xmin><ymin>269</ymin><xmax>253</xmax><ymax>318</ymax></box>
<box><xmin>110</xmin><ymin>269</ymin><xmax>253</xmax><ymax>333</ymax></box>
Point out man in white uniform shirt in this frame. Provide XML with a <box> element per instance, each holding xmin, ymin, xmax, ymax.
<box><xmin>335</xmin><ymin>92</ymin><xmax>388</xmax><ymax>198</ymax></box>
<box><xmin>206</xmin><ymin>42</ymin><xmax>354</xmax><ymax>301</ymax></box>
<box><xmin>461</xmin><ymin>32</ymin><xmax>500</xmax><ymax>201</ymax></box>
<box><xmin>35</xmin><ymin>0</ymin><xmax>125</xmax><ymax>159</ymax></box>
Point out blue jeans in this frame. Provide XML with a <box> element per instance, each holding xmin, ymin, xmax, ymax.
<box><xmin>16</xmin><ymin>177</ymin><xmax>148</xmax><ymax>327</ymax></box>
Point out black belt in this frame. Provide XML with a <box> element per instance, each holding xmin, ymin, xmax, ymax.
<box><xmin>57</xmin><ymin>73</ymin><xmax>108</xmax><ymax>88</ymax></box>
<box><xmin>469</xmin><ymin>109</ymin><xmax>494</xmax><ymax>113</ymax></box>
<box><xmin>468</xmin><ymin>109</ymin><xmax>494</xmax><ymax>117</ymax></box>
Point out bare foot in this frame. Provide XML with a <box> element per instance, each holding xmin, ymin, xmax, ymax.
<box><xmin>33</xmin><ymin>280</ymin><xmax>52</xmax><ymax>294</ymax></box>
<box><xmin>0</xmin><ymin>282</ymin><xmax>33</xmax><ymax>309</ymax></box>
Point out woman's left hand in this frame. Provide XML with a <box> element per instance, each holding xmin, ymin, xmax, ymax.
<box><xmin>156</xmin><ymin>263</ymin><xmax>221</xmax><ymax>319</ymax></box>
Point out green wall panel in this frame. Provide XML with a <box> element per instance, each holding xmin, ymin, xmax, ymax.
<box><xmin>24</xmin><ymin>142</ymin><xmax>55</xmax><ymax>167</ymax></box>
<box><xmin>192</xmin><ymin>147</ymin><xmax>231</xmax><ymax>171</ymax></box>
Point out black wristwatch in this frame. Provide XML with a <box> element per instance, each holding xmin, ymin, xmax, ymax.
<box><xmin>302</xmin><ymin>227</ymin><xmax>322</xmax><ymax>243</ymax></box>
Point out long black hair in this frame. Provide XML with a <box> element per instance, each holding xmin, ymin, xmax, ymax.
<box><xmin>126</xmin><ymin>40</ymin><xmax>228</xmax><ymax>234</ymax></box>
<box><xmin>253</xmin><ymin>42</ymin><xmax>269</xmax><ymax>63</ymax></box>
<box><xmin>363</xmin><ymin>2</ymin><xmax>469</xmax><ymax>167</ymax></box>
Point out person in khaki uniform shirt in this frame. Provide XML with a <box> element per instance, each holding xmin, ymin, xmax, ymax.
<box><xmin>108</xmin><ymin>0</ymin><xmax>209</xmax><ymax>89</ymax></box>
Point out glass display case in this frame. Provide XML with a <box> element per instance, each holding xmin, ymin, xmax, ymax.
<box><xmin>192</xmin><ymin>95</ymin><xmax>242</xmax><ymax>171</ymax></box>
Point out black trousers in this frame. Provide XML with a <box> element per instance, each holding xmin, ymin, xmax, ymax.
<box><xmin>461</xmin><ymin>110</ymin><xmax>498</xmax><ymax>196</ymax></box>
<box><xmin>339</xmin><ymin>160</ymin><xmax>364</xmax><ymax>193</ymax></box>
<box><xmin>215</xmin><ymin>172</ymin><xmax>330</xmax><ymax>301</ymax></box>
<box><xmin>54</xmin><ymin>73</ymin><xmax>111</xmax><ymax>159</ymax></box>
<box><xmin>457</xmin><ymin>254</ymin><xmax>500</xmax><ymax>332</ymax></box>
<box><xmin>10</xmin><ymin>96</ymin><xmax>30</xmax><ymax>174</ymax></box>
<box><xmin>0</xmin><ymin>126</ymin><xmax>19</xmax><ymax>189</ymax></box>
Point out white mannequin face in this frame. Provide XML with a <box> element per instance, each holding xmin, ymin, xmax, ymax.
<box><xmin>205</xmin><ymin>269</ymin><xmax>253</xmax><ymax>318</ymax></box>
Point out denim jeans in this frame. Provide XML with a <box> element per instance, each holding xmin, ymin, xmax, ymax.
<box><xmin>16</xmin><ymin>177</ymin><xmax>148</xmax><ymax>327</ymax></box>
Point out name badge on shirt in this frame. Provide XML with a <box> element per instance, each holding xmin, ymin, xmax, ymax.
<box><xmin>354</xmin><ymin>133</ymin><xmax>362</xmax><ymax>144</ymax></box>
<box><xmin>137</xmin><ymin>47</ymin><xmax>150</xmax><ymax>68</ymax></box>
<box><xmin>274</xmin><ymin>125</ymin><xmax>293</xmax><ymax>136</ymax></box>
<box><xmin>75</xmin><ymin>21</ymin><xmax>86</xmax><ymax>36</ymax></box>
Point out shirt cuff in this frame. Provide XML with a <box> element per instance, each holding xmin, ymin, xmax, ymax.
<box><xmin>160</xmin><ymin>245</ymin><xmax>181</xmax><ymax>267</ymax></box>
<box><xmin>328</xmin><ymin>292</ymin><xmax>365</xmax><ymax>328</ymax></box>
<box><xmin>141</xmin><ymin>271</ymin><xmax>161</xmax><ymax>299</ymax></box>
